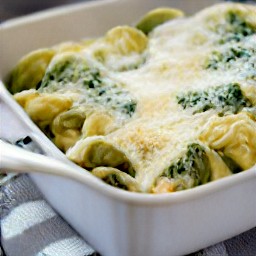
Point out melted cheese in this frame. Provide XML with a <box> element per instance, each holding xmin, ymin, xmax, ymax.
<box><xmin>12</xmin><ymin>3</ymin><xmax>256</xmax><ymax>193</ymax></box>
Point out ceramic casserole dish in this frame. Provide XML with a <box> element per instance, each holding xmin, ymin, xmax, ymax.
<box><xmin>0</xmin><ymin>0</ymin><xmax>255</xmax><ymax>255</ymax></box>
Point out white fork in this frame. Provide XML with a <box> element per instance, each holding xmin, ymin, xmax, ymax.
<box><xmin>0</xmin><ymin>140</ymin><xmax>94</xmax><ymax>185</ymax></box>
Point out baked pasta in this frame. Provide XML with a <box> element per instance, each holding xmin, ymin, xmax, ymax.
<box><xmin>7</xmin><ymin>3</ymin><xmax>256</xmax><ymax>193</ymax></box>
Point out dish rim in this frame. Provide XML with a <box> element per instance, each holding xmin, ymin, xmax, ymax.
<box><xmin>0</xmin><ymin>0</ymin><xmax>120</xmax><ymax>27</ymax></box>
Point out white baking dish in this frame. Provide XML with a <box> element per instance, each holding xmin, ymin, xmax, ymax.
<box><xmin>0</xmin><ymin>1</ymin><xmax>255</xmax><ymax>255</ymax></box>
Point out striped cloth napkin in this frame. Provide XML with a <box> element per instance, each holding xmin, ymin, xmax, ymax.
<box><xmin>0</xmin><ymin>174</ymin><xmax>97</xmax><ymax>256</ymax></box>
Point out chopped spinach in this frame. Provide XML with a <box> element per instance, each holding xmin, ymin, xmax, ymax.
<box><xmin>214</xmin><ymin>12</ymin><xmax>255</xmax><ymax>44</ymax></box>
<box><xmin>39</xmin><ymin>54</ymin><xmax>137</xmax><ymax>119</ymax></box>
<box><xmin>82</xmin><ymin>69</ymin><xmax>102</xmax><ymax>89</ymax></box>
<box><xmin>78</xmin><ymin>78</ymin><xmax>137</xmax><ymax>119</ymax></box>
<box><xmin>162</xmin><ymin>143</ymin><xmax>211</xmax><ymax>190</ymax></box>
<box><xmin>122</xmin><ymin>100</ymin><xmax>137</xmax><ymax>117</ymax></box>
<box><xmin>205</xmin><ymin>44</ymin><xmax>256</xmax><ymax>79</ymax></box>
<box><xmin>177</xmin><ymin>83</ymin><xmax>252</xmax><ymax>115</ymax></box>
<box><xmin>206</xmin><ymin>47</ymin><xmax>252</xmax><ymax>69</ymax></box>
<box><xmin>40</xmin><ymin>55</ymin><xmax>92</xmax><ymax>89</ymax></box>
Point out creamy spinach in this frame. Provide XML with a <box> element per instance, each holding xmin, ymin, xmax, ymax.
<box><xmin>162</xmin><ymin>143</ymin><xmax>211</xmax><ymax>190</ymax></box>
<box><xmin>176</xmin><ymin>83</ymin><xmax>252</xmax><ymax>115</ymax></box>
<box><xmin>215</xmin><ymin>12</ymin><xmax>255</xmax><ymax>44</ymax></box>
<box><xmin>39</xmin><ymin>54</ymin><xmax>137</xmax><ymax>119</ymax></box>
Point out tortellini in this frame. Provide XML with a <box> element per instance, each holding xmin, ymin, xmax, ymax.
<box><xmin>82</xmin><ymin>112</ymin><xmax>116</xmax><ymax>137</ymax></box>
<box><xmin>51</xmin><ymin>107</ymin><xmax>87</xmax><ymax>151</ymax></box>
<box><xmin>67</xmin><ymin>137</ymin><xmax>134</xmax><ymax>173</ymax></box>
<box><xmin>8</xmin><ymin>49</ymin><xmax>55</xmax><ymax>93</ymax></box>
<box><xmin>53</xmin><ymin>41</ymin><xmax>86</xmax><ymax>53</ymax></box>
<box><xmin>52</xmin><ymin>107</ymin><xmax>86</xmax><ymax>134</ymax></box>
<box><xmin>54</xmin><ymin>129</ymin><xmax>81</xmax><ymax>152</ymax></box>
<box><xmin>106</xmin><ymin>26</ymin><xmax>148</xmax><ymax>55</ymax></box>
<box><xmin>93</xmin><ymin>26</ymin><xmax>148</xmax><ymax>71</ymax></box>
<box><xmin>13</xmin><ymin>89</ymin><xmax>39</xmax><ymax>108</ymax></box>
<box><xmin>14</xmin><ymin>90</ymin><xmax>72</xmax><ymax>127</ymax></box>
<box><xmin>136</xmin><ymin>7</ymin><xmax>184</xmax><ymax>35</ymax></box>
<box><xmin>200</xmin><ymin>113</ymin><xmax>256</xmax><ymax>170</ymax></box>
<box><xmin>205</xmin><ymin>149</ymin><xmax>232</xmax><ymax>181</ymax></box>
